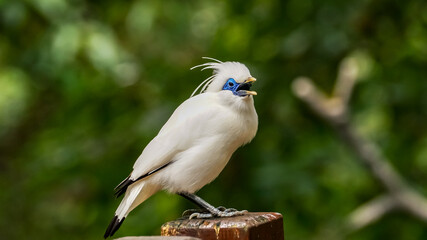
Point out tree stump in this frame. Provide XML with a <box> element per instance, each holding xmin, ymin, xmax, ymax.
<box><xmin>161</xmin><ymin>212</ymin><xmax>284</xmax><ymax>240</ymax></box>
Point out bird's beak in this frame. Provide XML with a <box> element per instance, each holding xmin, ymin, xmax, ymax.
<box><xmin>246</xmin><ymin>77</ymin><xmax>256</xmax><ymax>83</ymax></box>
<box><xmin>243</xmin><ymin>77</ymin><xmax>257</xmax><ymax>96</ymax></box>
<box><xmin>236</xmin><ymin>77</ymin><xmax>257</xmax><ymax>96</ymax></box>
<box><xmin>245</xmin><ymin>91</ymin><xmax>257</xmax><ymax>96</ymax></box>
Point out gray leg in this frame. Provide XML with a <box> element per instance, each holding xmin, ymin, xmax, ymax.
<box><xmin>178</xmin><ymin>192</ymin><xmax>247</xmax><ymax>219</ymax></box>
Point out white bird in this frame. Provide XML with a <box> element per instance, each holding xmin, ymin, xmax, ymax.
<box><xmin>104</xmin><ymin>58</ymin><xmax>258</xmax><ymax>238</ymax></box>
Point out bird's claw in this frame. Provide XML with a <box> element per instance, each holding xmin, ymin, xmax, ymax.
<box><xmin>189</xmin><ymin>212</ymin><xmax>214</xmax><ymax>219</ymax></box>
<box><xmin>217</xmin><ymin>206</ymin><xmax>247</xmax><ymax>214</ymax></box>
<box><xmin>216</xmin><ymin>209</ymin><xmax>248</xmax><ymax>217</ymax></box>
<box><xmin>182</xmin><ymin>208</ymin><xmax>209</xmax><ymax>218</ymax></box>
<box><xmin>182</xmin><ymin>207</ymin><xmax>247</xmax><ymax>219</ymax></box>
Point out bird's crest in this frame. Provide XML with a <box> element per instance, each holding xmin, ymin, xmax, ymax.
<box><xmin>190</xmin><ymin>57</ymin><xmax>251</xmax><ymax>97</ymax></box>
<box><xmin>190</xmin><ymin>57</ymin><xmax>224</xmax><ymax>97</ymax></box>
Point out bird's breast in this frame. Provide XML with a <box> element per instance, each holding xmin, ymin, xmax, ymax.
<box><xmin>148</xmin><ymin>93</ymin><xmax>258</xmax><ymax>193</ymax></box>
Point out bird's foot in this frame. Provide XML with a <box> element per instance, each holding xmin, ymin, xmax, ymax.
<box><xmin>182</xmin><ymin>207</ymin><xmax>247</xmax><ymax>219</ymax></box>
<box><xmin>213</xmin><ymin>206</ymin><xmax>248</xmax><ymax>218</ymax></box>
<box><xmin>182</xmin><ymin>208</ymin><xmax>211</xmax><ymax>219</ymax></box>
<box><xmin>189</xmin><ymin>212</ymin><xmax>214</xmax><ymax>219</ymax></box>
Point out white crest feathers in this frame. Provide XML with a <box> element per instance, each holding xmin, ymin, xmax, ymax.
<box><xmin>190</xmin><ymin>57</ymin><xmax>252</xmax><ymax>97</ymax></box>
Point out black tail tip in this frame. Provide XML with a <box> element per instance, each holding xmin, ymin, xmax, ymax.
<box><xmin>104</xmin><ymin>215</ymin><xmax>125</xmax><ymax>239</ymax></box>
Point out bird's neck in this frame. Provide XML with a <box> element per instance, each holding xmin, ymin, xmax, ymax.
<box><xmin>223</xmin><ymin>94</ymin><xmax>255</xmax><ymax>113</ymax></box>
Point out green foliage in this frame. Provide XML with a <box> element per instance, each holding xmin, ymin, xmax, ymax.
<box><xmin>1</xmin><ymin>0</ymin><xmax>427</xmax><ymax>239</ymax></box>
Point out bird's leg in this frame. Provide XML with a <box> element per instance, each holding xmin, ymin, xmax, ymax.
<box><xmin>179</xmin><ymin>192</ymin><xmax>218</xmax><ymax>218</ymax></box>
<box><xmin>178</xmin><ymin>192</ymin><xmax>247</xmax><ymax>219</ymax></box>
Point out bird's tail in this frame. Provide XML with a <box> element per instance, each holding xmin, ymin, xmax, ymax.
<box><xmin>104</xmin><ymin>181</ymin><xmax>159</xmax><ymax>238</ymax></box>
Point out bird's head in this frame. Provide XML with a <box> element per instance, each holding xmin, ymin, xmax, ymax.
<box><xmin>191</xmin><ymin>58</ymin><xmax>257</xmax><ymax>98</ymax></box>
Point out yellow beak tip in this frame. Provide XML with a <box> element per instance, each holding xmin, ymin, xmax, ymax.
<box><xmin>247</xmin><ymin>77</ymin><xmax>256</xmax><ymax>83</ymax></box>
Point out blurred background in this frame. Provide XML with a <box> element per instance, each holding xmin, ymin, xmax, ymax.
<box><xmin>1</xmin><ymin>0</ymin><xmax>427</xmax><ymax>239</ymax></box>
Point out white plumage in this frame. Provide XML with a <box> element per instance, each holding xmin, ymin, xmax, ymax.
<box><xmin>104</xmin><ymin>58</ymin><xmax>258</xmax><ymax>238</ymax></box>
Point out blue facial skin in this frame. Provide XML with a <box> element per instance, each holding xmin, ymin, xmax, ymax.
<box><xmin>222</xmin><ymin>78</ymin><xmax>251</xmax><ymax>97</ymax></box>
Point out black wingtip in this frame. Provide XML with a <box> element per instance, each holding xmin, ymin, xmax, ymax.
<box><xmin>114</xmin><ymin>162</ymin><xmax>173</xmax><ymax>198</ymax></box>
<box><xmin>104</xmin><ymin>215</ymin><xmax>125</xmax><ymax>239</ymax></box>
<box><xmin>114</xmin><ymin>177</ymin><xmax>135</xmax><ymax>198</ymax></box>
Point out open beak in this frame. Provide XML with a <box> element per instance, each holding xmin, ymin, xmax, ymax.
<box><xmin>236</xmin><ymin>77</ymin><xmax>257</xmax><ymax>96</ymax></box>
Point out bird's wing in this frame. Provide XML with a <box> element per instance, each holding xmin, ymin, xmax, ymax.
<box><xmin>117</xmin><ymin>93</ymin><xmax>227</xmax><ymax>193</ymax></box>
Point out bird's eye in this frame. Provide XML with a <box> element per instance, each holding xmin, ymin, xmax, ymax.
<box><xmin>222</xmin><ymin>78</ymin><xmax>237</xmax><ymax>91</ymax></box>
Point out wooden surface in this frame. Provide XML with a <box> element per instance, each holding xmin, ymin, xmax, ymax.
<box><xmin>115</xmin><ymin>236</ymin><xmax>201</xmax><ymax>240</ymax></box>
<box><xmin>161</xmin><ymin>212</ymin><xmax>284</xmax><ymax>240</ymax></box>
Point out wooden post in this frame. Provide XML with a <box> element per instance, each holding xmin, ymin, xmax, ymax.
<box><xmin>116</xmin><ymin>237</ymin><xmax>201</xmax><ymax>240</ymax></box>
<box><xmin>161</xmin><ymin>212</ymin><xmax>284</xmax><ymax>240</ymax></box>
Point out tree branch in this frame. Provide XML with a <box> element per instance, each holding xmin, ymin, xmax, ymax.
<box><xmin>291</xmin><ymin>56</ymin><xmax>427</xmax><ymax>232</ymax></box>
<box><xmin>346</xmin><ymin>194</ymin><xmax>397</xmax><ymax>232</ymax></box>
